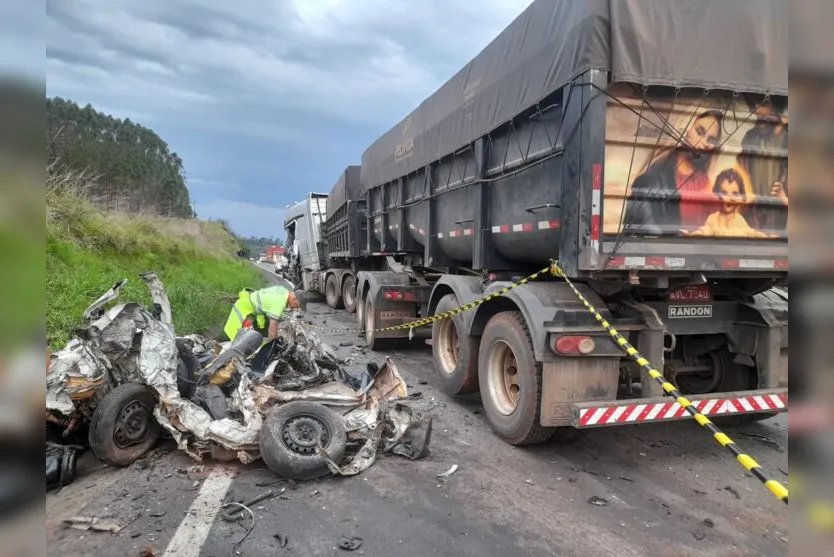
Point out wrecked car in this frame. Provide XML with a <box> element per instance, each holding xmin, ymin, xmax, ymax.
<box><xmin>46</xmin><ymin>272</ymin><xmax>432</xmax><ymax>485</ymax></box>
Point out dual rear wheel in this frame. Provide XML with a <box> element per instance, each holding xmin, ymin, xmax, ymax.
<box><xmin>431</xmin><ymin>297</ymin><xmax>575</xmax><ymax>445</ymax></box>
<box><xmin>325</xmin><ymin>274</ymin><xmax>357</xmax><ymax>313</ymax></box>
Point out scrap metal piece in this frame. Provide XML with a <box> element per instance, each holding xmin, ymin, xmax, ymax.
<box><xmin>437</xmin><ymin>464</ymin><xmax>459</xmax><ymax>478</ymax></box>
<box><xmin>141</xmin><ymin>272</ymin><xmax>173</xmax><ymax>328</ymax></box>
<box><xmin>82</xmin><ymin>279</ymin><xmax>128</xmax><ymax>322</ymax></box>
<box><xmin>318</xmin><ymin>425</ymin><xmax>384</xmax><ymax>477</ymax></box>
<box><xmin>63</xmin><ymin>516</ymin><xmax>122</xmax><ymax>533</ymax></box>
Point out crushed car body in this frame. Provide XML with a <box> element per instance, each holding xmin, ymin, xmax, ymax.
<box><xmin>46</xmin><ymin>272</ymin><xmax>432</xmax><ymax>481</ymax></box>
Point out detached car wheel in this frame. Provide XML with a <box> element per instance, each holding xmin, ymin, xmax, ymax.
<box><xmin>89</xmin><ymin>383</ymin><xmax>161</xmax><ymax>466</ymax></box>
<box><xmin>259</xmin><ymin>401</ymin><xmax>347</xmax><ymax>480</ymax></box>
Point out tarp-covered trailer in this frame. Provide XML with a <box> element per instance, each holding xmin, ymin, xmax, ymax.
<box><xmin>349</xmin><ymin>0</ymin><xmax>788</xmax><ymax>445</ymax></box>
<box><xmin>318</xmin><ymin>165</ymin><xmax>371</xmax><ymax>313</ymax></box>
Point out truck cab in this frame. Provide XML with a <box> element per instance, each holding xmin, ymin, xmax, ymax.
<box><xmin>283</xmin><ymin>193</ymin><xmax>328</xmax><ymax>292</ymax></box>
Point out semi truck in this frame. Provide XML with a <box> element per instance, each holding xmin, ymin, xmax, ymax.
<box><xmin>287</xmin><ymin>0</ymin><xmax>789</xmax><ymax>445</ymax></box>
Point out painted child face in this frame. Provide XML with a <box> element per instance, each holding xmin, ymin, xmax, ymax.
<box><xmin>718</xmin><ymin>179</ymin><xmax>744</xmax><ymax>214</ymax></box>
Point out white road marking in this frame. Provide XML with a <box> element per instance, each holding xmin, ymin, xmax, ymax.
<box><xmin>163</xmin><ymin>467</ymin><xmax>235</xmax><ymax>557</ymax></box>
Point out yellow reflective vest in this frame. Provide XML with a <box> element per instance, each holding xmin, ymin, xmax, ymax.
<box><xmin>223</xmin><ymin>286</ymin><xmax>290</xmax><ymax>341</ymax></box>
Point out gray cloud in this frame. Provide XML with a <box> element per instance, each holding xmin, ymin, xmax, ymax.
<box><xmin>46</xmin><ymin>0</ymin><xmax>533</xmax><ymax>237</ymax></box>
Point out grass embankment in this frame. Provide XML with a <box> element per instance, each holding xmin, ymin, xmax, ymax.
<box><xmin>46</xmin><ymin>185</ymin><xmax>269</xmax><ymax>349</ymax></box>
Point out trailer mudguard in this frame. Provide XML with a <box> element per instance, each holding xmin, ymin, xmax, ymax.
<box><xmin>469</xmin><ymin>281</ymin><xmax>618</xmax><ymax>362</ymax></box>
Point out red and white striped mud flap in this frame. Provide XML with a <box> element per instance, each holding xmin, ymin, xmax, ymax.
<box><xmin>572</xmin><ymin>389</ymin><xmax>788</xmax><ymax>428</ymax></box>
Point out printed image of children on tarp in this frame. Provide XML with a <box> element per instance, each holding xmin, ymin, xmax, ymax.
<box><xmin>607</xmin><ymin>92</ymin><xmax>788</xmax><ymax>240</ymax></box>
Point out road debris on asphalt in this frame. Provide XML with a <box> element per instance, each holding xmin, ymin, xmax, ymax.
<box><xmin>437</xmin><ymin>464</ymin><xmax>459</xmax><ymax>478</ymax></box>
<box><xmin>587</xmin><ymin>496</ymin><xmax>609</xmax><ymax>507</ymax></box>
<box><xmin>338</xmin><ymin>535</ymin><xmax>363</xmax><ymax>551</ymax></box>
<box><xmin>45</xmin><ymin>272</ymin><xmax>433</xmax><ymax>485</ymax></box>
<box><xmin>63</xmin><ymin>516</ymin><xmax>122</xmax><ymax>533</ymax></box>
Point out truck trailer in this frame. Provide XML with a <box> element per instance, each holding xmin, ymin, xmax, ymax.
<box><xmin>289</xmin><ymin>0</ymin><xmax>789</xmax><ymax>445</ymax></box>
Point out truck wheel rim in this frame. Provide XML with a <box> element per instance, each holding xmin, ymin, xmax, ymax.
<box><xmin>437</xmin><ymin>318</ymin><xmax>459</xmax><ymax>374</ymax></box>
<box><xmin>486</xmin><ymin>340</ymin><xmax>520</xmax><ymax>416</ymax></box>
<box><xmin>344</xmin><ymin>283</ymin><xmax>354</xmax><ymax>307</ymax></box>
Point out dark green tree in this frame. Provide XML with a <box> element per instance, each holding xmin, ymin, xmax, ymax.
<box><xmin>46</xmin><ymin>96</ymin><xmax>194</xmax><ymax>218</ymax></box>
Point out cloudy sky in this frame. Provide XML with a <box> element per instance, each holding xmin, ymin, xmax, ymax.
<box><xmin>45</xmin><ymin>0</ymin><xmax>533</xmax><ymax>238</ymax></box>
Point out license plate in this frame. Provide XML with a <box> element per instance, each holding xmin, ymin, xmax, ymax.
<box><xmin>667</xmin><ymin>285</ymin><xmax>712</xmax><ymax>303</ymax></box>
<box><xmin>379</xmin><ymin>311</ymin><xmax>412</xmax><ymax>320</ymax></box>
<box><xmin>668</xmin><ymin>305</ymin><xmax>713</xmax><ymax>319</ymax></box>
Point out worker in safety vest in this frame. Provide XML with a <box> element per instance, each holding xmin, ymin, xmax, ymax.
<box><xmin>223</xmin><ymin>285</ymin><xmax>306</xmax><ymax>341</ymax></box>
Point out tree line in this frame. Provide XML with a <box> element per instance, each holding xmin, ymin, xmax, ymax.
<box><xmin>242</xmin><ymin>236</ymin><xmax>288</xmax><ymax>256</ymax></box>
<box><xmin>46</xmin><ymin>96</ymin><xmax>194</xmax><ymax>218</ymax></box>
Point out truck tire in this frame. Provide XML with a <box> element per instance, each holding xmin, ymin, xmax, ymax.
<box><xmin>89</xmin><ymin>383</ymin><xmax>161</xmax><ymax>466</ymax></box>
<box><xmin>356</xmin><ymin>293</ymin><xmax>366</xmax><ymax>329</ymax></box>
<box><xmin>478</xmin><ymin>311</ymin><xmax>554</xmax><ymax>445</ymax></box>
<box><xmin>364</xmin><ymin>298</ymin><xmax>395</xmax><ymax>351</ymax></box>
<box><xmin>711</xmin><ymin>349</ymin><xmax>777</xmax><ymax>426</ymax></box>
<box><xmin>259</xmin><ymin>401</ymin><xmax>347</xmax><ymax>480</ymax></box>
<box><xmin>325</xmin><ymin>274</ymin><xmax>343</xmax><ymax>310</ymax></box>
<box><xmin>342</xmin><ymin>275</ymin><xmax>357</xmax><ymax>314</ymax></box>
<box><xmin>432</xmin><ymin>294</ymin><xmax>479</xmax><ymax>395</ymax></box>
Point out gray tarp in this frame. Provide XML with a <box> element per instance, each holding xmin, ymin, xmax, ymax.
<box><xmin>326</xmin><ymin>165</ymin><xmax>362</xmax><ymax>222</ymax></box>
<box><xmin>360</xmin><ymin>0</ymin><xmax>788</xmax><ymax>190</ymax></box>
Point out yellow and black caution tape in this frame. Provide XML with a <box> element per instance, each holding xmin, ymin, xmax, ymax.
<box><xmin>302</xmin><ymin>265</ymin><xmax>554</xmax><ymax>335</ymax></box>
<box><xmin>547</xmin><ymin>259</ymin><xmax>789</xmax><ymax>505</ymax></box>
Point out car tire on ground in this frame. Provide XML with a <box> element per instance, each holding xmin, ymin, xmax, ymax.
<box><xmin>432</xmin><ymin>294</ymin><xmax>479</xmax><ymax>395</ymax></box>
<box><xmin>342</xmin><ymin>275</ymin><xmax>357</xmax><ymax>314</ymax></box>
<box><xmin>89</xmin><ymin>383</ymin><xmax>161</xmax><ymax>466</ymax></box>
<box><xmin>259</xmin><ymin>401</ymin><xmax>347</xmax><ymax>480</ymax></box>
<box><xmin>325</xmin><ymin>274</ymin><xmax>343</xmax><ymax>310</ymax></box>
<box><xmin>478</xmin><ymin>311</ymin><xmax>555</xmax><ymax>445</ymax></box>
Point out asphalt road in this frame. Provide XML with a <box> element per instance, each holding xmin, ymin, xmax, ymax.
<box><xmin>46</xmin><ymin>298</ymin><xmax>789</xmax><ymax>557</ymax></box>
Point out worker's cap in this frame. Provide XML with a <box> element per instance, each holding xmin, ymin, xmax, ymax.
<box><xmin>291</xmin><ymin>289</ymin><xmax>309</xmax><ymax>311</ymax></box>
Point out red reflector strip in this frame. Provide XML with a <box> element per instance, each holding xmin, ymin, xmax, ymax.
<box><xmin>491</xmin><ymin>222</ymin><xmax>559</xmax><ymax>234</ymax></box>
<box><xmin>607</xmin><ymin>256</ymin><xmax>626</xmax><ymax>267</ymax></box>
<box><xmin>537</xmin><ymin>220</ymin><xmax>560</xmax><ymax>230</ymax></box>
<box><xmin>577</xmin><ymin>393</ymin><xmax>787</xmax><ymax>427</ymax></box>
<box><xmin>592</xmin><ymin>163</ymin><xmax>602</xmax><ymax>191</ymax></box>
<box><xmin>590</xmin><ymin>215</ymin><xmax>601</xmax><ymax>240</ymax></box>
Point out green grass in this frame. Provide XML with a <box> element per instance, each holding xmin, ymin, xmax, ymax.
<box><xmin>46</xmin><ymin>189</ymin><xmax>269</xmax><ymax>348</ymax></box>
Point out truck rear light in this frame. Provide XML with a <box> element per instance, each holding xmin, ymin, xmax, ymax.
<box><xmin>384</xmin><ymin>290</ymin><xmax>414</xmax><ymax>301</ymax></box>
<box><xmin>554</xmin><ymin>335</ymin><xmax>596</xmax><ymax>355</ymax></box>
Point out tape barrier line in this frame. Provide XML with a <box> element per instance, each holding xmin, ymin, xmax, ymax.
<box><xmin>301</xmin><ymin>265</ymin><xmax>553</xmax><ymax>335</ymax></box>
<box><xmin>547</xmin><ymin>259</ymin><xmax>789</xmax><ymax>505</ymax></box>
